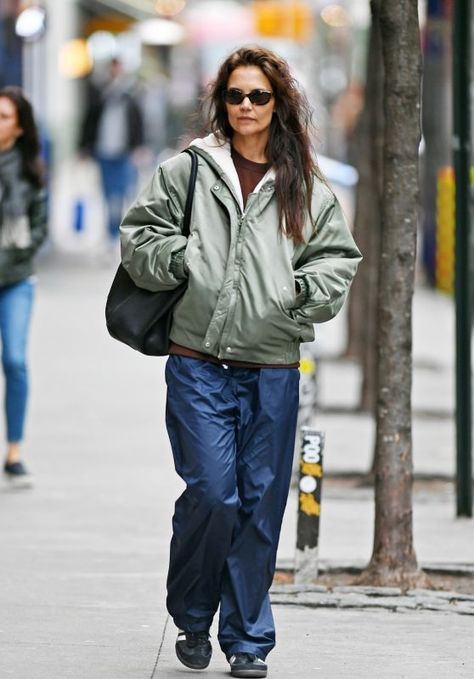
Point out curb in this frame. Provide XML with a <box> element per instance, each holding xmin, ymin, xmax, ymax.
<box><xmin>273</xmin><ymin>560</ymin><xmax>474</xmax><ymax>616</ymax></box>
<box><xmin>270</xmin><ymin>585</ymin><xmax>474</xmax><ymax>616</ymax></box>
<box><xmin>315</xmin><ymin>470</ymin><xmax>460</xmax><ymax>483</ymax></box>
<box><xmin>277</xmin><ymin>558</ymin><xmax>474</xmax><ymax>576</ymax></box>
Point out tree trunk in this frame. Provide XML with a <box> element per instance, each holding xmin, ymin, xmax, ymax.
<box><xmin>358</xmin><ymin>0</ymin><xmax>430</xmax><ymax>589</ymax></box>
<box><xmin>359</xmin><ymin>0</ymin><xmax>384</xmax><ymax>415</ymax></box>
<box><xmin>345</xmin><ymin>0</ymin><xmax>383</xmax><ymax>420</ymax></box>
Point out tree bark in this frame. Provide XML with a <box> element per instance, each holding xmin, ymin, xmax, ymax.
<box><xmin>358</xmin><ymin>0</ymin><xmax>430</xmax><ymax>588</ymax></box>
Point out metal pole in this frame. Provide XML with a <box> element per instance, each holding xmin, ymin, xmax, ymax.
<box><xmin>295</xmin><ymin>428</ymin><xmax>325</xmax><ymax>583</ymax></box>
<box><xmin>453</xmin><ymin>0</ymin><xmax>473</xmax><ymax>517</ymax></box>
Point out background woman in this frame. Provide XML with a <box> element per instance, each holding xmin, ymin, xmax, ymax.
<box><xmin>0</xmin><ymin>87</ymin><xmax>47</xmax><ymax>487</ymax></box>
<box><xmin>120</xmin><ymin>46</ymin><xmax>361</xmax><ymax>678</ymax></box>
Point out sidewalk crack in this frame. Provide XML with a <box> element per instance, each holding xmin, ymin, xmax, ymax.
<box><xmin>150</xmin><ymin>614</ymin><xmax>170</xmax><ymax>678</ymax></box>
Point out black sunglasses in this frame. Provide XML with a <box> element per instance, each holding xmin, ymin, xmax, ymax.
<box><xmin>222</xmin><ymin>88</ymin><xmax>273</xmax><ymax>106</ymax></box>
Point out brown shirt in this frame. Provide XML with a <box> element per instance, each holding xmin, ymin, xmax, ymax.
<box><xmin>169</xmin><ymin>146</ymin><xmax>299</xmax><ymax>369</ymax></box>
<box><xmin>231</xmin><ymin>145</ymin><xmax>270</xmax><ymax>206</ymax></box>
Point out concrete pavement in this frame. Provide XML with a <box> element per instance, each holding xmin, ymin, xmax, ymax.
<box><xmin>0</xmin><ymin>254</ymin><xmax>472</xmax><ymax>678</ymax></box>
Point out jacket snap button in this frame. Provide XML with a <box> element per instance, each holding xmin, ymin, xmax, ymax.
<box><xmin>205</xmin><ymin>341</ymin><xmax>210</xmax><ymax>347</ymax></box>
<box><xmin>213</xmin><ymin>184</ymin><xmax>220</xmax><ymax>190</ymax></box>
<box><xmin>227</xmin><ymin>347</ymin><xmax>232</xmax><ymax>352</ymax></box>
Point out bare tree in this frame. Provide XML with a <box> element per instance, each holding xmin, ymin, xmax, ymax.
<box><xmin>358</xmin><ymin>0</ymin><xmax>430</xmax><ymax>588</ymax></box>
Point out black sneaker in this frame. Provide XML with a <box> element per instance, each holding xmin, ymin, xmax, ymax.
<box><xmin>175</xmin><ymin>629</ymin><xmax>212</xmax><ymax>670</ymax></box>
<box><xmin>3</xmin><ymin>461</ymin><xmax>33</xmax><ymax>489</ymax></box>
<box><xmin>229</xmin><ymin>653</ymin><xmax>268</xmax><ymax>678</ymax></box>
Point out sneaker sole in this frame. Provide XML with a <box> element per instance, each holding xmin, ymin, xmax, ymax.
<box><xmin>230</xmin><ymin>670</ymin><xmax>267</xmax><ymax>678</ymax></box>
<box><xmin>175</xmin><ymin>644</ymin><xmax>211</xmax><ymax>670</ymax></box>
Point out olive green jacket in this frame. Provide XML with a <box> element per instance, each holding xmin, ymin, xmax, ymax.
<box><xmin>120</xmin><ymin>134</ymin><xmax>362</xmax><ymax>364</ymax></box>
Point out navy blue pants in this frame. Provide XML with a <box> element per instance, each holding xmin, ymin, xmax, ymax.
<box><xmin>96</xmin><ymin>155</ymin><xmax>136</xmax><ymax>240</ymax></box>
<box><xmin>165</xmin><ymin>356</ymin><xmax>299</xmax><ymax>660</ymax></box>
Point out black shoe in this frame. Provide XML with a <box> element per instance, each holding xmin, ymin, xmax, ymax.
<box><xmin>3</xmin><ymin>461</ymin><xmax>33</xmax><ymax>489</ymax></box>
<box><xmin>229</xmin><ymin>653</ymin><xmax>268</xmax><ymax>678</ymax></box>
<box><xmin>175</xmin><ymin>629</ymin><xmax>212</xmax><ymax>670</ymax></box>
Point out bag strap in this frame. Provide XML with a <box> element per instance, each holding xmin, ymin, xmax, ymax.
<box><xmin>181</xmin><ymin>148</ymin><xmax>198</xmax><ymax>238</ymax></box>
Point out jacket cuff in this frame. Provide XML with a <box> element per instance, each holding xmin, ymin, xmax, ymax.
<box><xmin>294</xmin><ymin>277</ymin><xmax>309</xmax><ymax>308</ymax></box>
<box><xmin>169</xmin><ymin>248</ymin><xmax>187</xmax><ymax>280</ymax></box>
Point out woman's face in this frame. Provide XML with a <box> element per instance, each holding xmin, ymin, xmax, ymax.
<box><xmin>225</xmin><ymin>66</ymin><xmax>275</xmax><ymax>142</ymax></box>
<box><xmin>0</xmin><ymin>97</ymin><xmax>23</xmax><ymax>152</ymax></box>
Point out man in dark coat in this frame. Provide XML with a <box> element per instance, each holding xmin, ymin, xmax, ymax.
<box><xmin>80</xmin><ymin>58</ymin><xmax>144</xmax><ymax>241</ymax></box>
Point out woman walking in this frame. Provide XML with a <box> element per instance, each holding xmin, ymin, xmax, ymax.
<box><xmin>120</xmin><ymin>46</ymin><xmax>361</xmax><ymax>677</ymax></box>
<box><xmin>0</xmin><ymin>87</ymin><xmax>47</xmax><ymax>487</ymax></box>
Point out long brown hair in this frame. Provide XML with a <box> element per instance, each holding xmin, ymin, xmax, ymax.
<box><xmin>205</xmin><ymin>46</ymin><xmax>324</xmax><ymax>242</ymax></box>
<box><xmin>0</xmin><ymin>86</ymin><xmax>43</xmax><ymax>188</ymax></box>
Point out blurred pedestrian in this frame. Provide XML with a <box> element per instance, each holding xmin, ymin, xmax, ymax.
<box><xmin>79</xmin><ymin>57</ymin><xmax>144</xmax><ymax>244</ymax></box>
<box><xmin>0</xmin><ymin>87</ymin><xmax>47</xmax><ymax>488</ymax></box>
<box><xmin>120</xmin><ymin>46</ymin><xmax>361</xmax><ymax>677</ymax></box>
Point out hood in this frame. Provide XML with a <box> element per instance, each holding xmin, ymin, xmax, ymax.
<box><xmin>189</xmin><ymin>133</ymin><xmax>275</xmax><ymax>212</ymax></box>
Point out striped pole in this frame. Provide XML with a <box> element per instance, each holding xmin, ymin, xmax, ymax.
<box><xmin>295</xmin><ymin>427</ymin><xmax>325</xmax><ymax>583</ymax></box>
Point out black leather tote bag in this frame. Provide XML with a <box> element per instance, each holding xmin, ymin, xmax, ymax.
<box><xmin>105</xmin><ymin>148</ymin><xmax>198</xmax><ymax>356</ymax></box>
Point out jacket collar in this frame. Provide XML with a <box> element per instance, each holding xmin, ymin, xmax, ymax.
<box><xmin>189</xmin><ymin>133</ymin><xmax>275</xmax><ymax>212</ymax></box>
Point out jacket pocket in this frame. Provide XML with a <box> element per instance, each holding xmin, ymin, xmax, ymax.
<box><xmin>183</xmin><ymin>231</ymin><xmax>200</xmax><ymax>273</ymax></box>
<box><xmin>278</xmin><ymin>302</ymin><xmax>302</xmax><ymax>335</ymax></box>
<box><xmin>277</xmin><ymin>269</ymin><xmax>315</xmax><ymax>344</ymax></box>
<box><xmin>284</xmin><ymin>307</ymin><xmax>315</xmax><ymax>343</ymax></box>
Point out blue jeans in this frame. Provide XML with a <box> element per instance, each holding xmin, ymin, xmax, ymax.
<box><xmin>165</xmin><ymin>356</ymin><xmax>300</xmax><ymax>660</ymax></box>
<box><xmin>96</xmin><ymin>155</ymin><xmax>137</xmax><ymax>240</ymax></box>
<box><xmin>0</xmin><ymin>279</ymin><xmax>34</xmax><ymax>443</ymax></box>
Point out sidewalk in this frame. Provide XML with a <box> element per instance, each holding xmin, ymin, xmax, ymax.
<box><xmin>0</xmin><ymin>256</ymin><xmax>472</xmax><ymax>678</ymax></box>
